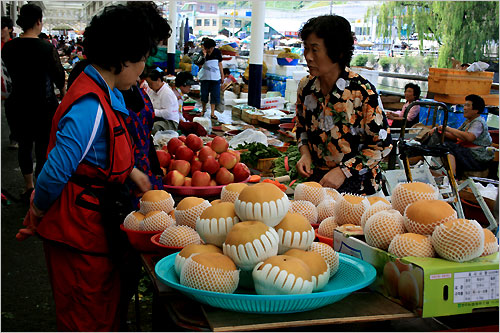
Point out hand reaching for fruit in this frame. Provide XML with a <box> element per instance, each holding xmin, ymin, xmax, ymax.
<box><xmin>130</xmin><ymin>168</ymin><xmax>152</xmax><ymax>195</ymax></box>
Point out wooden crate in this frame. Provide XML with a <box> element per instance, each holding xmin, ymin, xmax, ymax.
<box><xmin>241</xmin><ymin>110</ymin><xmax>260</xmax><ymax>125</ymax></box>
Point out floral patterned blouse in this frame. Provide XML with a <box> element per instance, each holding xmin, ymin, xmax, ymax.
<box><xmin>295</xmin><ymin>67</ymin><xmax>393</xmax><ymax>194</ymax></box>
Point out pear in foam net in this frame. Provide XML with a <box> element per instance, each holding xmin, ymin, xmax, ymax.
<box><xmin>364</xmin><ymin>209</ymin><xmax>406</xmax><ymax>250</ymax></box>
<box><xmin>334</xmin><ymin>193</ymin><xmax>369</xmax><ymax>226</ymax></box>
<box><xmin>196</xmin><ymin>202</ymin><xmax>239</xmax><ymax>247</ymax></box>
<box><xmin>288</xmin><ymin>200</ymin><xmax>318</xmax><ymax>225</ymax></box>
<box><xmin>481</xmin><ymin>228</ymin><xmax>499</xmax><ymax>257</ymax></box>
<box><xmin>140</xmin><ymin>211</ymin><xmax>175</xmax><ymax>232</ymax></box>
<box><xmin>174</xmin><ymin>196</ymin><xmax>211</xmax><ymax>229</ymax></box>
<box><xmin>274</xmin><ymin>212</ymin><xmax>315</xmax><ymax>254</ymax></box>
<box><xmin>403</xmin><ymin>199</ymin><xmax>457</xmax><ymax>235</ymax></box>
<box><xmin>123</xmin><ymin>211</ymin><xmax>145</xmax><ymax>231</ymax></box>
<box><xmin>388</xmin><ymin>233</ymin><xmax>435</xmax><ymax>258</ymax></box>
<box><xmin>316</xmin><ymin>199</ymin><xmax>336</xmax><ymax>223</ymax></box>
<box><xmin>222</xmin><ymin>220</ymin><xmax>279</xmax><ymax>271</ymax></box>
<box><xmin>294</xmin><ymin>181</ymin><xmax>325</xmax><ymax>206</ymax></box>
<box><xmin>360</xmin><ymin>201</ymin><xmax>391</xmax><ymax>231</ymax></box>
<box><xmin>174</xmin><ymin>244</ymin><xmax>223</xmax><ymax>277</ymax></box>
<box><xmin>252</xmin><ymin>255</ymin><xmax>314</xmax><ymax>295</ymax></box>
<box><xmin>391</xmin><ymin>182</ymin><xmax>438</xmax><ymax>215</ymax></box>
<box><xmin>220</xmin><ymin>183</ymin><xmax>248</xmax><ymax>203</ymax></box>
<box><xmin>318</xmin><ymin>217</ymin><xmax>338</xmax><ymax>238</ymax></box>
<box><xmin>284</xmin><ymin>249</ymin><xmax>330</xmax><ymax>291</ymax></box>
<box><xmin>139</xmin><ymin>190</ymin><xmax>175</xmax><ymax>214</ymax></box>
<box><xmin>159</xmin><ymin>225</ymin><xmax>201</xmax><ymax>247</ymax></box>
<box><xmin>308</xmin><ymin>242</ymin><xmax>340</xmax><ymax>278</ymax></box>
<box><xmin>234</xmin><ymin>182</ymin><xmax>289</xmax><ymax>228</ymax></box>
<box><xmin>324</xmin><ymin>187</ymin><xmax>341</xmax><ymax>202</ymax></box>
<box><xmin>180</xmin><ymin>252</ymin><xmax>240</xmax><ymax>294</ymax></box>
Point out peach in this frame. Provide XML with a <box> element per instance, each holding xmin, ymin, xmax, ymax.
<box><xmin>156</xmin><ymin>150</ymin><xmax>171</xmax><ymax>168</ymax></box>
<box><xmin>228</xmin><ymin>150</ymin><xmax>240</xmax><ymax>163</ymax></box>
<box><xmin>185</xmin><ymin>134</ymin><xmax>203</xmax><ymax>152</ymax></box>
<box><xmin>184</xmin><ymin>177</ymin><xmax>192</xmax><ymax>187</ymax></box>
<box><xmin>192</xmin><ymin>171</ymin><xmax>211</xmax><ymax>186</ymax></box>
<box><xmin>190</xmin><ymin>159</ymin><xmax>202</xmax><ymax>175</ymax></box>
<box><xmin>165</xmin><ymin>170</ymin><xmax>185</xmax><ymax>186</ymax></box>
<box><xmin>215</xmin><ymin>167</ymin><xmax>234</xmax><ymax>185</ymax></box>
<box><xmin>232</xmin><ymin>162</ymin><xmax>250</xmax><ymax>182</ymax></box>
<box><xmin>178</xmin><ymin>135</ymin><xmax>186</xmax><ymax>143</ymax></box>
<box><xmin>209</xmin><ymin>179</ymin><xmax>217</xmax><ymax>186</ymax></box>
<box><xmin>175</xmin><ymin>145</ymin><xmax>194</xmax><ymax>162</ymax></box>
<box><xmin>171</xmin><ymin>160</ymin><xmax>191</xmax><ymax>177</ymax></box>
<box><xmin>202</xmin><ymin>156</ymin><xmax>220</xmax><ymax>175</ymax></box>
<box><xmin>167</xmin><ymin>137</ymin><xmax>184</xmax><ymax>155</ymax></box>
<box><xmin>198</xmin><ymin>146</ymin><xmax>217</xmax><ymax>162</ymax></box>
<box><xmin>218</xmin><ymin>152</ymin><xmax>237</xmax><ymax>170</ymax></box>
<box><xmin>211</xmin><ymin>136</ymin><xmax>229</xmax><ymax>154</ymax></box>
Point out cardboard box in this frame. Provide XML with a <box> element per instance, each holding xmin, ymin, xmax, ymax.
<box><xmin>333</xmin><ymin>230</ymin><xmax>499</xmax><ymax>317</ymax></box>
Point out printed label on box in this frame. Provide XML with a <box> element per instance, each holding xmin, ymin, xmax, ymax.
<box><xmin>338</xmin><ymin>241</ymin><xmax>363</xmax><ymax>260</ymax></box>
<box><xmin>430</xmin><ymin>273</ymin><xmax>452</xmax><ymax>280</ymax></box>
<box><xmin>453</xmin><ymin>270</ymin><xmax>499</xmax><ymax>303</ymax></box>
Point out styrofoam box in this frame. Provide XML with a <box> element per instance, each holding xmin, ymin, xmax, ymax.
<box><xmin>285</xmin><ymin>90</ymin><xmax>297</xmax><ymax>104</ymax></box>
<box><xmin>224</xmin><ymin>91</ymin><xmax>238</xmax><ymax>100</ymax></box>
<box><xmin>275</xmin><ymin>65</ymin><xmax>300</xmax><ymax>77</ymax></box>
<box><xmin>286</xmin><ymin>79</ymin><xmax>298</xmax><ymax>91</ymax></box>
<box><xmin>293</xmin><ymin>70</ymin><xmax>308</xmax><ymax>82</ymax></box>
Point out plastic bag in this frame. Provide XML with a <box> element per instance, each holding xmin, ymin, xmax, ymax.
<box><xmin>474</xmin><ymin>182</ymin><xmax>498</xmax><ymax>201</ymax></box>
<box><xmin>466</xmin><ymin>61</ymin><xmax>489</xmax><ymax>72</ymax></box>
<box><xmin>153</xmin><ymin>130</ymin><xmax>178</xmax><ymax>148</ymax></box>
<box><xmin>228</xmin><ymin>129</ymin><xmax>268</xmax><ymax>148</ymax></box>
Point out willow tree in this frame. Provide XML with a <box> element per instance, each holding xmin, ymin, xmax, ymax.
<box><xmin>367</xmin><ymin>1</ymin><xmax>499</xmax><ymax>68</ymax></box>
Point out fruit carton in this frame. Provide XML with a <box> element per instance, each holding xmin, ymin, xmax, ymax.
<box><xmin>333</xmin><ymin>229</ymin><xmax>499</xmax><ymax>317</ymax></box>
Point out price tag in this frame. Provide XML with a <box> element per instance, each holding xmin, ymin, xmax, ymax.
<box><xmin>453</xmin><ymin>270</ymin><xmax>499</xmax><ymax>303</ymax></box>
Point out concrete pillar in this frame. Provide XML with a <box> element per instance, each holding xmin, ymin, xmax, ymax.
<box><xmin>167</xmin><ymin>0</ymin><xmax>177</xmax><ymax>75</ymax></box>
<box><xmin>247</xmin><ymin>0</ymin><xmax>265</xmax><ymax>109</ymax></box>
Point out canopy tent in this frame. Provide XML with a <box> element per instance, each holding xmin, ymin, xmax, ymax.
<box><xmin>281</xmin><ymin>37</ymin><xmax>302</xmax><ymax>45</ymax></box>
<box><xmin>214</xmin><ymin>34</ymin><xmax>229</xmax><ymax>42</ymax></box>
<box><xmin>357</xmin><ymin>40</ymin><xmax>375</xmax><ymax>48</ymax></box>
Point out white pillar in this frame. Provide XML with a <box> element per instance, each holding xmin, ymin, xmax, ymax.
<box><xmin>248</xmin><ymin>0</ymin><xmax>265</xmax><ymax>108</ymax></box>
<box><xmin>167</xmin><ymin>0</ymin><xmax>177</xmax><ymax>74</ymax></box>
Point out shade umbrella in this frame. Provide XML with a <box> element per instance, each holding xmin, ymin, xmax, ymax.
<box><xmin>179</xmin><ymin>19</ymin><xmax>185</xmax><ymax>49</ymax></box>
<box><xmin>214</xmin><ymin>34</ymin><xmax>229</xmax><ymax>42</ymax></box>
<box><xmin>184</xmin><ymin>18</ymin><xmax>190</xmax><ymax>45</ymax></box>
<box><xmin>357</xmin><ymin>40</ymin><xmax>374</xmax><ymax>48</ymax></box>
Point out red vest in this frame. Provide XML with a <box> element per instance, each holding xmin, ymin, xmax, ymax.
<box><xmin>37</xmin><ymin>72</ymin><xmax>134</xmax><ymax>254</ymax></box>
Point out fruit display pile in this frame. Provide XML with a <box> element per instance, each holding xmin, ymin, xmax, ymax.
<box><xmin>157</xmin><ymin>134</ymin><xmax>251</xmax><ymax>187</ymax></box>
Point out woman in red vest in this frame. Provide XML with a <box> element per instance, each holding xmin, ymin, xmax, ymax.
<box><xmin>17</xmin><ymin>2</ymin><xmax>169</xmax><ymax>331</ymax></box>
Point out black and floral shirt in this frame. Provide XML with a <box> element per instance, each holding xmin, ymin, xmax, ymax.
<box><xmin>295</xmin><ymin>67</ymin><xmax>392</xmax><ymax>194</ymax></box>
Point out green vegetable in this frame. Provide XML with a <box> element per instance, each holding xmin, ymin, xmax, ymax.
<box><xmin>237</xmin><ymin>142</ymin><xmax>281</xmax><ymax>168</ymax></box>
<box><xmin>273</xmin><ymin>145</ymin><xmax>314</xmax><ymax>189</ymax></box>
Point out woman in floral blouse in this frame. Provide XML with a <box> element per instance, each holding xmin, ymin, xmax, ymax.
<box><xmin>295</xmin><ymin>15</ymin><xmax>392</xmax><ymax>195</ymax></box>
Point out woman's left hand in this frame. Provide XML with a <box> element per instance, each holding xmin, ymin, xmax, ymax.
<box><xmin>130</xmin><ymin>168</ymin><xmax>152</xmax><ymax>195</ymax></box>
<box><xmin>319</xmin><ymin>167</ymin><xmax>346</xmax><ymax>189</ymax></box>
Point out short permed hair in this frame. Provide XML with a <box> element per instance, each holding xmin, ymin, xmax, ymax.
<box><xmin>404</xmin><ymin>83</ymin><xmax>421</xmax><ymax>100</ymax></box>
<box><xmin>201</xmin><ymin>38</ymin><xmax>216</xmax><ymax>49</ymax></box>
<box><xmin>299</xmin><ymin>15</ymin><xmax>354</xmax><ymax>69</ymax></box>
<box><xmin>83</xmin><ymin>2</ymin><xmax>169</xmax><ymax>74</ymax></box>
<box><xmin>1</xmin><ymin>16</ymin><xmax>13</xmax><ymax>30</ymax></box>
<box><xmin>16</xmin><ymin>3</ymin><xmax>42</xmax><ymax>31</ymax></box>
<box><xmin>465</xmin><ymin>94</ymin><xmax>486</xmax><ymax>114</ymax></box>
<box><xmin>144</xmin><ymin>67</ymin><xmax>166</xmax><ymax>81</ymax></box>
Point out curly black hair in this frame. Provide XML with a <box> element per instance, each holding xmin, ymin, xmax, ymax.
<box><xmin>299</xmin><ymin>15</ymin><xmax>354</xmax><ymax>69</ymax></box>
<box><xmin>16</xmin><ymin>3</ymin><xmax>42</xmax><ymax>31</ymax></box>
<box><xmin>466</xmin><ymin>94</ymin><xmax>486</xmax><ymax>114</ymax></box>
<box><xmin>404</xmin><ymin>83</ymin><xmax>421</xmax><ymax>100</ymax></box>
<box><xmin>83</xmin><ymin>2</ymin><xmax>170</xmax><ymax>74</ymax></box>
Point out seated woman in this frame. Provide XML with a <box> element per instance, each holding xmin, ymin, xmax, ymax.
<box><xmin>428</xmin><ymin>94</ymin><xmax>494</xmax><ymax>177</ymax></box>
<box><xmin>386</xmin><ymin>83</ymin><xmax>421</xmax><ymax>128</ymax></box>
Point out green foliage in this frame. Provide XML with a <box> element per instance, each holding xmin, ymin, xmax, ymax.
<box><xmin>367</xmin><ymin>53</ymin><xmax>377</xmax><ymax>66</ymax></box>
<box><xmin>379</xmin><ymin>56</ymin><xmax>392</xmax><ymax>71</ymax></box>
<box><xmin>402</xmin><ymin>52</ymin><xmax>416</xmax><ymax>72</ymax></box>
<box><xmin>352</xmin><ymin>54</ymin><xmax>369</xmax><ymax>67</ymax></box>
<box><xmin>367</xmin><ymin>2</ymin><xmax>499</xmax><ymax>68</ymax></box>
<box><xmin>272</xmin><ymin>145</ymin><xmax>312</xmax><ymax>188</ymax></box>
<box><xmin>237</xmin><ymin>142</ymin><xmax>281</xmax><ymax>168</ymax></box>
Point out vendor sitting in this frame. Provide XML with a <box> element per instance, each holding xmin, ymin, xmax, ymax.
<box><xmin>172</xmin><ymin>71</ymin><xmax>196</xmax><ymax>108</ymax></box>
<box><xmin>427</xmin><ymin>94</ymin><xmax>494</xmax><ymax>177</ymax></box>
<box><xmin>143</xmin><ymin>67</ymin><xmax>185</xmax><ymax>133</ymax></box>
<box><xmin>386</xmin><ymin>83</ymin><xmax>421</xmax><ymax>128</ymax></box>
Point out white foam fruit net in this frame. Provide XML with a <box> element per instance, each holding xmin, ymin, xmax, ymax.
<box><xmin>316</xmin><ymin>199</ymin><xmax>336</xmax><ymax>223</ymax></box>
<box><xmin>334</xmin><ymin>194</ymin><xmax>369</xmax><ymax>226</ymax></box>
<box><xmin>294</xmin><ymin>183</ymin><xmax>325</xmax><ymax>206</ymax></box>
<box><xmin>141</xmin><ymin>212</ymin><xmax>175</xmax><ymax>232</ymax></box>
<box><xmin>234</xmin><ymin>194</ymin><xmax>289</xmax><ymax>228</ymax></box>
<box><xmin>308</xmin><ymin>242</ymin><xmax>339</xmax><ymax>278</ymax></box>
<box><xmin>388</xmin><ymin>233</ymin><xmax>435</xmax><ymax>258</ymax></box>
<box><xmin>174</xmin><ymin>200</ymin><xmax>211</xmax><ymax>229</ymax></box>
<box><xmin>391</xmin><ymin>182</ymin><xmax>439</xmax><ymax>215</ymax></box>
<box><xmin>318</xmin><ymin>217</ymin><xmax>338</xmax><ymax>238</ymax></box>
<box><xmin>123</xmin><ymin>212</ymin><xmax>142</xmax><ymax>231</ymax></box>
<box><xmin>364</xmin><ymin>210</ymin><xmax>406</xmax><ymax>250</ymax></box>
<box><xmin>196</xmin><ymin>216</ymin><xmax>240</xmax><ymax>247</ymax></box>
<box><xmin>252</xmin><ymin>261</ymin><xmax>314</xmax><ymax>295</ymax></box>
<box><xmin>431</xmin><ymin>219</ymin><xmax>485</xmax><ymax>263</ymax></box>
<box><xmin>220</xmin><ymin>187</ymin><xmax>240</xmax><ymax>203</ymax></box>
<box><xmin>222</xmin><ymin>228</ymin><xmax>279</xmax><ymax>271</ymax></box>
<box><xmin>360</xmin><ymin>201</ymin><xmax>391</xmax><ymax>232</ymax></box>
<box><xmin>403</xmin><ymin>206</ymin><xmax>457</xmax><ymax>236</ymax></box>
<box><xmin>482</xmin><ymin>229</ymin><xmax>499</xmax><ymax>257</ymax></box>
<box><xmin>180</xmin><ymin>256</ymin><xmax>239</xmax><ymax>293</ymax></box>
<box><xmin>140</xmin><ymin>195</ymin><xmax>175</xmax><ymax>215</ymax></box>
<box><xmin>288</xmin><ymin>200</ymin><xmax>318</xmax><ymax>225</ymax></box>
<box><xmin>324</xmin><ymin>188</ymin><xmax>341</xmax><ymax>202</ymax></box>
<box><xmin>159</xmin><ymin>225</ymin><xmax>201</xmax><ymax>247</ymax></box>
<box><xmin>275</xmin><ymin>227</ymin><xmax>315</xmax><ymax>254</ymax></box>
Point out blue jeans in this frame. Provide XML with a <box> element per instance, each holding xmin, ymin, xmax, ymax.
<box><xmin>200</xmin><ymin>80</ymin><xmax>221</xmax><ymax>105</ymax></box>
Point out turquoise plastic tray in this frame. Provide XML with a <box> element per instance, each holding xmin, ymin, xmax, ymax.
<box><xmin>155</xmin><ymin>252</ymin><xmax>376</xmax><ymax>314</ymax></box>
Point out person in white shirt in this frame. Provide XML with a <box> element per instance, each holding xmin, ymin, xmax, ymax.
<box><xmin>143</xmin><ymin>67</ymin><xmax>185</xmax><ymax>133</ymax></box>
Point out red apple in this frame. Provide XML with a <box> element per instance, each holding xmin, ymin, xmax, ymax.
<box><xmin>209</xmin><ymin>179</ymin><xmax>217</xmax><ymax>186</ymax></box>
<box><xmin>202</xmin><ymin>156</ymin><xmax>220</xmax><ymax>174</ymax></box>
<box><xmin>178</xmin><ymin>135</ymin><xmax>186</xmax><ymax>143</ymax></box>
<box><xmin>156</xmin><ymin>150</ymin><xmax>171</xmax><ymax>168</ymax></box>
<box><xmin>218</xmin><ymin>151</ymin><xmax>238</xmax><ymax>170</ymax></box>
<box><xmin>183</xmin><ymin>177</ymin><xmax>192</xmax><ymax>187</ymax></box>
<box><xmin>211</xmin><ymin>136</ymin><xmax>229</xmax><ymax>154</ymax></box>
<box><xmin>228</xmin><ymin>150</ymin><xmax>241</xmax><ymax>163</ymax></box>
<box><xmin>167</xmin><ymin>137</ymin><xmax>184</xmax><ymax>155</ymax></box>
<box><xmin>185</xmin><ymin>134</ymin><xmax>204</xmax><ymax>152</ymax></box>
<box><xmin>171</xmin><ymin>159</ymin><xmax>191</xmax><ymax>176</ymax></box>
<box><xmin>190</xmin><ymin>159</ymin><xmax>202</xmax><ymax>175</ymax></box>
<box><xmin>175</xmin><ymin>145</ymin><xmax>194</xmax><ymax>161</ymax></box>
<box><xmin>198</xmin><ymin>146</ymin><xmax>217</xmax><ymax>162</ymax></box>
<box><xmin>161</xmin><ymin>144</ymin><xmax>169</xmax><ymax>152</ymax></box>
<box><xmin>165</xmin><ymin>170</ymin><xmax>185</xmax><ymax>186</ymax></box>
<box><xmin>192</xmin><ymin>171</ymin><xmax>211</xmax><ymax>186</ymax></box>
<box><xmin>206</xmin><ymin>141</ymin><xmax>212</xmax><ymax>148</ymax></box>
<box><xmin>191</xmin><ymin>155</ymin><xmax>200</xmax><ymax>163</ymax></box>
<box><xmin>215</xmin><ymin>167</ymin><xmax>234</xmax><ymax>185</ymax></box>
<box><xmin>233</xmin><ymin>162</ymin><xmax>250</xmax><ymax>182</ymax></box>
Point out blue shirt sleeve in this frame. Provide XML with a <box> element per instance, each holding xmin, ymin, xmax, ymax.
<box><xmin>34</xmin><ymin>95</ymin><xmax>105</xmax><ymax>211</ymax></box>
